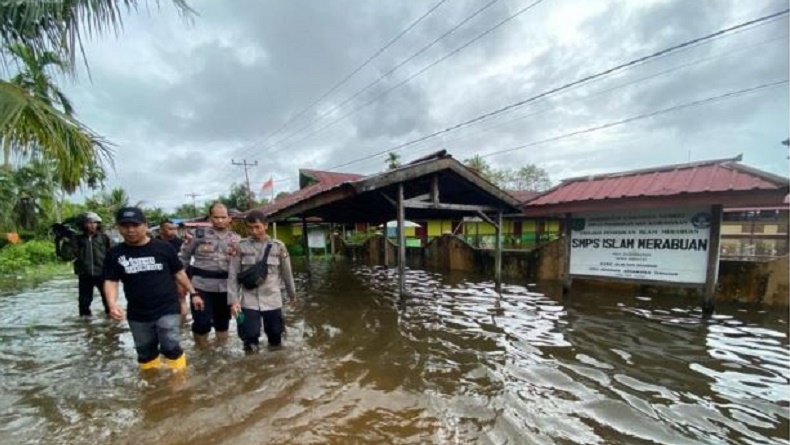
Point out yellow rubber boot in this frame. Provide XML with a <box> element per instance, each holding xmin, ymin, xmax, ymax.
<box><xmin>139</xmin><ymin>356</ymin><xmax>161</xmax><ymax>371</ymax></box>
<box><xmin>164</xmin><ymin>354</ymin><xmax>187</xmax><ymax>371</ymax></box>
<box><xmin>215</xmin><ymin>331</ymin><xmax>229</xmax><ymax>346</ymax></box>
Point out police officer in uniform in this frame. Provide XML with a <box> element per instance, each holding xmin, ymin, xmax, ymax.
<box><xmin>228</xmin><ymin>210</ymin><xmax>296</xmax><ymax>352</ymax></box>
<box><xmin>178</xmin><ymin>203</ymin><xmax>241</xmax><ymax>347</ymax></box>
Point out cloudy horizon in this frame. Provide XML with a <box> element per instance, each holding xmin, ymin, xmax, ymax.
<box><xmin>59</xmin><ymin>0</ymin><xmax>789</xmax><ymax>212</ymax></box>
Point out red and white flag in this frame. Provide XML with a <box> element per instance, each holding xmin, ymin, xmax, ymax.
<box><xmin>261</xmin><ymin>176</ymin><xmax>274</xmax><ymax>193</ymax></box>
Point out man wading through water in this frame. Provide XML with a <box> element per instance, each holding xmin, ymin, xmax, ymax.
<box><xmin>157</xmin><ymin>219</ymin><xmax>188</xmax><ymax>317</ymax></box>
<box><xmin>104</xmin><ymin>207</ymin><xmax>198</xmax><ymax>371</ymax></box>
<box><xmin>228</xmin><ymin>210</ymin><xmax>297</xmax><ymax>352</ymax></box>
<box><xmin>71</xmin><ymin>212</ymin><xmax>111</xmax><ymax>316</ymax></box>
<box><xmin>179</xmin><ymin>203</ymin><xmax>241</xmax><ymax>347</ymax></box>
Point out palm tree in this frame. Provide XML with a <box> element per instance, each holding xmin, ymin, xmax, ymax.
<box><xmin>0</xmin><ymin>1</ymin><xmax>193</xmax><ymax>66</ymax></box>
<box><xmin>0</xmin><ymin>0</ymin><xmax>193</xmax><ymax>191</ymax></box>
<box><xmin>386</xmin><ymin>152</ymin><xmax>401</xmax><ymax>170</ymax></box>
<box><xmin>4</xmin><ymin>44</ymin><xmax>76</xmax><ymax>170</ymax></box>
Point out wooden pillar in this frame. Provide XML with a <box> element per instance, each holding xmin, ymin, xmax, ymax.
<box><xmin>397</xmin><ymin>183</ymin><xmax>406</xmax><ymax>296</ymax></box>
<box><xmin>383</xmin><ymin>231</ymin><xmax>388</xmax><ymax>266</ymax></box>
<box><xmin>494</xmin><ymin>210</ymin><xmax>503</xmax><ymax>292</ymax></box>
<box><xmin>302</xmin><ymin>216</ymin><xmax>310</xmax><ymax>268</ymax></box>
<box><xmin>703</xmin><ymin>205</ymin><xmax>723</xmax><ymax>316</ymax></box>
<box><xmin>330</xmin><ymin>223</ymin><xmax>336</xmax><ymax>257</ymax></box>
<box><xmin>562</xmin><ymin>213</ymin><xmax>573</xmax><ymax>296</ymax></box>
<box><xmin>272</xmin><ymin>222</ymin><xmax>278</xmax><ymax>239</ymax></box>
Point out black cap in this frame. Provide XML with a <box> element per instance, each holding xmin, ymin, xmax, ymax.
<box><xmin>115</xmin><ymin>207</ymin><xmax>146</xmax><ymax>225</ymax></box>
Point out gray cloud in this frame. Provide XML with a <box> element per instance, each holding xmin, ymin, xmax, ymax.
<box><xmin>61</xmin><ymin>0</ymin><xmax>788</xmax><ymax>210</ymax></box>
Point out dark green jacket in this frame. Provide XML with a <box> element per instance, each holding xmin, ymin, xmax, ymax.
<box><xmin>72</xmin><ymin>232</ymin><xmax>110</xmax><ymax>277</ymax></box>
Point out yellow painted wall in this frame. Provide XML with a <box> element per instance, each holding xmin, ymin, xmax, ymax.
<box><xmin>428</xmin><ymin>220</ymin><xmax>452</xmax><ymax>236</ymax></box>
<box><xmin>721</xmin><ymin>225</ymin><xmax>741</xmax><ymax>235</ymax></box>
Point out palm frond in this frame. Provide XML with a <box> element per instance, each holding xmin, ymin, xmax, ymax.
<box><xmin>0</xmin><ymin>0</ymin><xmax>194</xmax><ymax>66</ymax></box>
<box><xmin>0</xmin><ymin>79</ymin><xmax>112</xmax><ymax>192</ymax></box>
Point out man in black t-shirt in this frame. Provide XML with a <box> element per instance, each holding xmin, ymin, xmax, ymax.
<box><xmin>103</xmin><ymin>207</ymin><xmax>200</xmax><ymax>372</ymax></box>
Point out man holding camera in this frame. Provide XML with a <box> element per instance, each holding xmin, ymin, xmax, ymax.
<box><xmin>72</xmin><ymin>212</ymin><xmax>111</xmax><ymax>317</ymax></box>
<box><xmin>227</xmin><ymin>210</ymin><xmax>296</xmax><ymax>352</ymax></box>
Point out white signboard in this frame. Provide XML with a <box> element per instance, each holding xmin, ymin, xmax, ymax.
<box><xmin>307</xmin><ymin>229</ymin><xmax>325</xmax><ymax>249</ymax></box>
<box><xmin>570</xmin><ymin>208</ymin><xmax>712</xmax><ymax>284</ymax></box>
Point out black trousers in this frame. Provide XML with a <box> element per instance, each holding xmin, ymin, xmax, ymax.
<box><xmin>78</xmin><ymin>274</ymin><xmax>108</xmax><ymax>316</ymax></box>
<box><xmin>237</xmin><ymin>308</ymin><xmax>284</xmax><ymax>347</ymax></box>
<box><xmin>191</xmin><ymin>290</ymin><xmax>231</xmax><ymax>335</ymax></box>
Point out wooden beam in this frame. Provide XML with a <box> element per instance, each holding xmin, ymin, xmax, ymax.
<box><xmin>476</xmin><ymin>210</ymin><xmax>497</xmax><ymax>228</ymax></box>
<box><xmin>398</xmin><ymin>183</ymin><xmax>406</xmax><ymax>296</ymax></box>
<box><xmin>431</xmin><ymin>174</ymin><xmax>439</xmax><ymax>207</ymax></box>
<box><xmin>302</xmin><ymin>216</ymin><xmax>310</xmax><ymax>269</ymax></box>
<box><xmin>405</xmin><ymin>202</ymin><xmax>500</xmax><ymax>212</ymax></box>
<box><xmin>494</xmin><ymin>210</ymin><xmax>503</xmax><ymax>292</ymax></box>
<box><xmin>703</xmin><ymin>205</ymin><xmax>723</xmax><ymax>316</ymax></box>
<box><xmin>404</xmin><ymin>193</ymin><xmax>431</xmax><ymax>204</ymax></box>
<box><xmin>380</xmin><ymin>192</ymin><xmax>396</xmax><ymax>208</ymax></box>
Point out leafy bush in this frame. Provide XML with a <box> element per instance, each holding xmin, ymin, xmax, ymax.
<box><xmin>0</xmin><ymin>240</ymin><xmax>57</xmax><ymax>274</ymax></box>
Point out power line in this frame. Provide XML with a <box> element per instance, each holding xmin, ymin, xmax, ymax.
<box><xmin>175</xmin><ymin>78</ymin><xmax>786</xmax><ymax>209</ymax></box>
<box><xmin>477</xmin><ymin>80</ymin><xmax>787</xmax><ymax>159</ymax></box>
<box><xmin>388</xmin><ymin>33</ymin><xmax>788</xmax><ymax>162</ymax></box>
<box><xmin>231</xmin><ymin>0</ymin><xmax>449</xmax><ymax>159</ymax></box>
<box><xmin>174</xmin><ymin>9</ymin><xmax>788</xmax><ymax>205</ymax></box>
<box><xmin>262</xmin><ymin>0</ymin><xmax>548</xmax><ymax>159</ymax></box>
<box><xmin>325</xmin><ymin>8</ymin><xmax>790</xmax><ymax>171</ymax></box>
<box><xmin>228</xmin><ymin>0</ymin><xmax>507</xmax><ymax>164</ymax></box>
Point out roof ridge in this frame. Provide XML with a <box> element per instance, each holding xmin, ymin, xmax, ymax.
<box><xmin>560</xmin><ymin>155</ymin><xmax>743</xmax><ymax>183</ymax></box>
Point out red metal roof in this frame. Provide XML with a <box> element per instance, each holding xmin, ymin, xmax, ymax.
<box><xmin>301</xmin><ymin>169</ymin><xmax>362</xmax><ymax>185</ymax></box>
<box><xmin>527</xmin><ymin>157</ymin><xmax>788</xmax><ymax>207</ymax></box>
<box><xmin>253</xmin><ymin>169</ymin><xmax>363</xmax><ymax>216</ymax></box>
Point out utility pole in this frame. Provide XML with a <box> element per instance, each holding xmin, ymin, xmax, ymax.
<box><xmin>232</xmin><ymin>159</ymin><xmax>258</xmax><ymax>210</ymax></box>
<box><xmin>185</xmin><ymin>192</ymin><xmax>199</xmax><ymax>218</ymax></box>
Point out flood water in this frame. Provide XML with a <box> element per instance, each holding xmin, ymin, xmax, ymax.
<box><xmin>1</xmin><ymin>260</ymin><xmax>788</xmax><ymax>444</ymax></box>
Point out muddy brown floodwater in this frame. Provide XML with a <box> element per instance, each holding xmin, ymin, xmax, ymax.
<box><xmin>0</xmin><ymin>259</ymin><xmax>787</xmax><ymax>444</ymax></box>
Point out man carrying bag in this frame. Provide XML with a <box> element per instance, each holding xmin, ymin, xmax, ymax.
<box><xmin>228</xmin><ymin>210</ymin><xmax>297</xmax><ymax>352</ymax></box>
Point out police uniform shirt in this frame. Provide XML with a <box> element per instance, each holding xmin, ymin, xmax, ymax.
<box><xmin>227</xmin><ymin>237</ymin><xmax>296</xmax><ymax>311</ymax></box>
<box><xmin>178</xmin><ymin>227</ymin><xmax>242</xmax><ymax>293</ymax></box>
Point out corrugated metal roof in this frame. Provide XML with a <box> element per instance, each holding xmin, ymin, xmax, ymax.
<box><xmin>254</xmin><ymin>170</ymin><xmax>363</xmax><ymax>216</ymax></box>
<box><xmin>527</xmin><ymin>157</ymin><xmax>788</xmax><ymax>207</ymax></box>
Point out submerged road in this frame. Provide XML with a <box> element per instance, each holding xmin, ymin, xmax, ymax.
<box><xmin>0</xmin><ymin>260</ymin><xmax>787</xmax><ymax>444</ymax></box>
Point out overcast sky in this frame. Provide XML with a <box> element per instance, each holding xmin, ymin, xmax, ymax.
<box><xmin>61</xmin><ymin>0</ymin><xmax>789</xmax><ymax>211</ymax></box>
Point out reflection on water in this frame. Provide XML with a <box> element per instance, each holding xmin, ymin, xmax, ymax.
<box><xmin>0</xmin><ymin>260</ymin><xmax>787</xmax><ymax>444</ymax></box>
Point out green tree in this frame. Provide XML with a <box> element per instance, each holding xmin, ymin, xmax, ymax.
<box><xmin>0</xmin><ymin>160</ymin><xmax>56</xmax><ymax>233</ymax></box>
<box><xmin>84</xmin><ymin>187</ymin><xmax>141</xmax><ymax>223</ymax></box>
<box><xmin>386</xmin><ymin>152</ymin><xmax>401</xmax><ymax>170</ymax></box>
<box><xmin>500</xmin><ymin>165</ymin><xmax>552</xmax><ymax>192</ymax></box>
<box><xmin>463</xmin><ymin>156</ymin><xmax>551</xmax><ymax>191</ymax></box>
<box><xmin>0</xmin><ymin>0</ymin><xmax>193</xmax><ymax>192</ymax></box>
<box><xmin>143</xmin><ymin>206</ymin><xmax>169</xmax><ymax>225</ymax></box>
<box><xmin>174</xmin><ymin>203</ymin><xmax>199</xmax><ymax>219</ymax></box>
